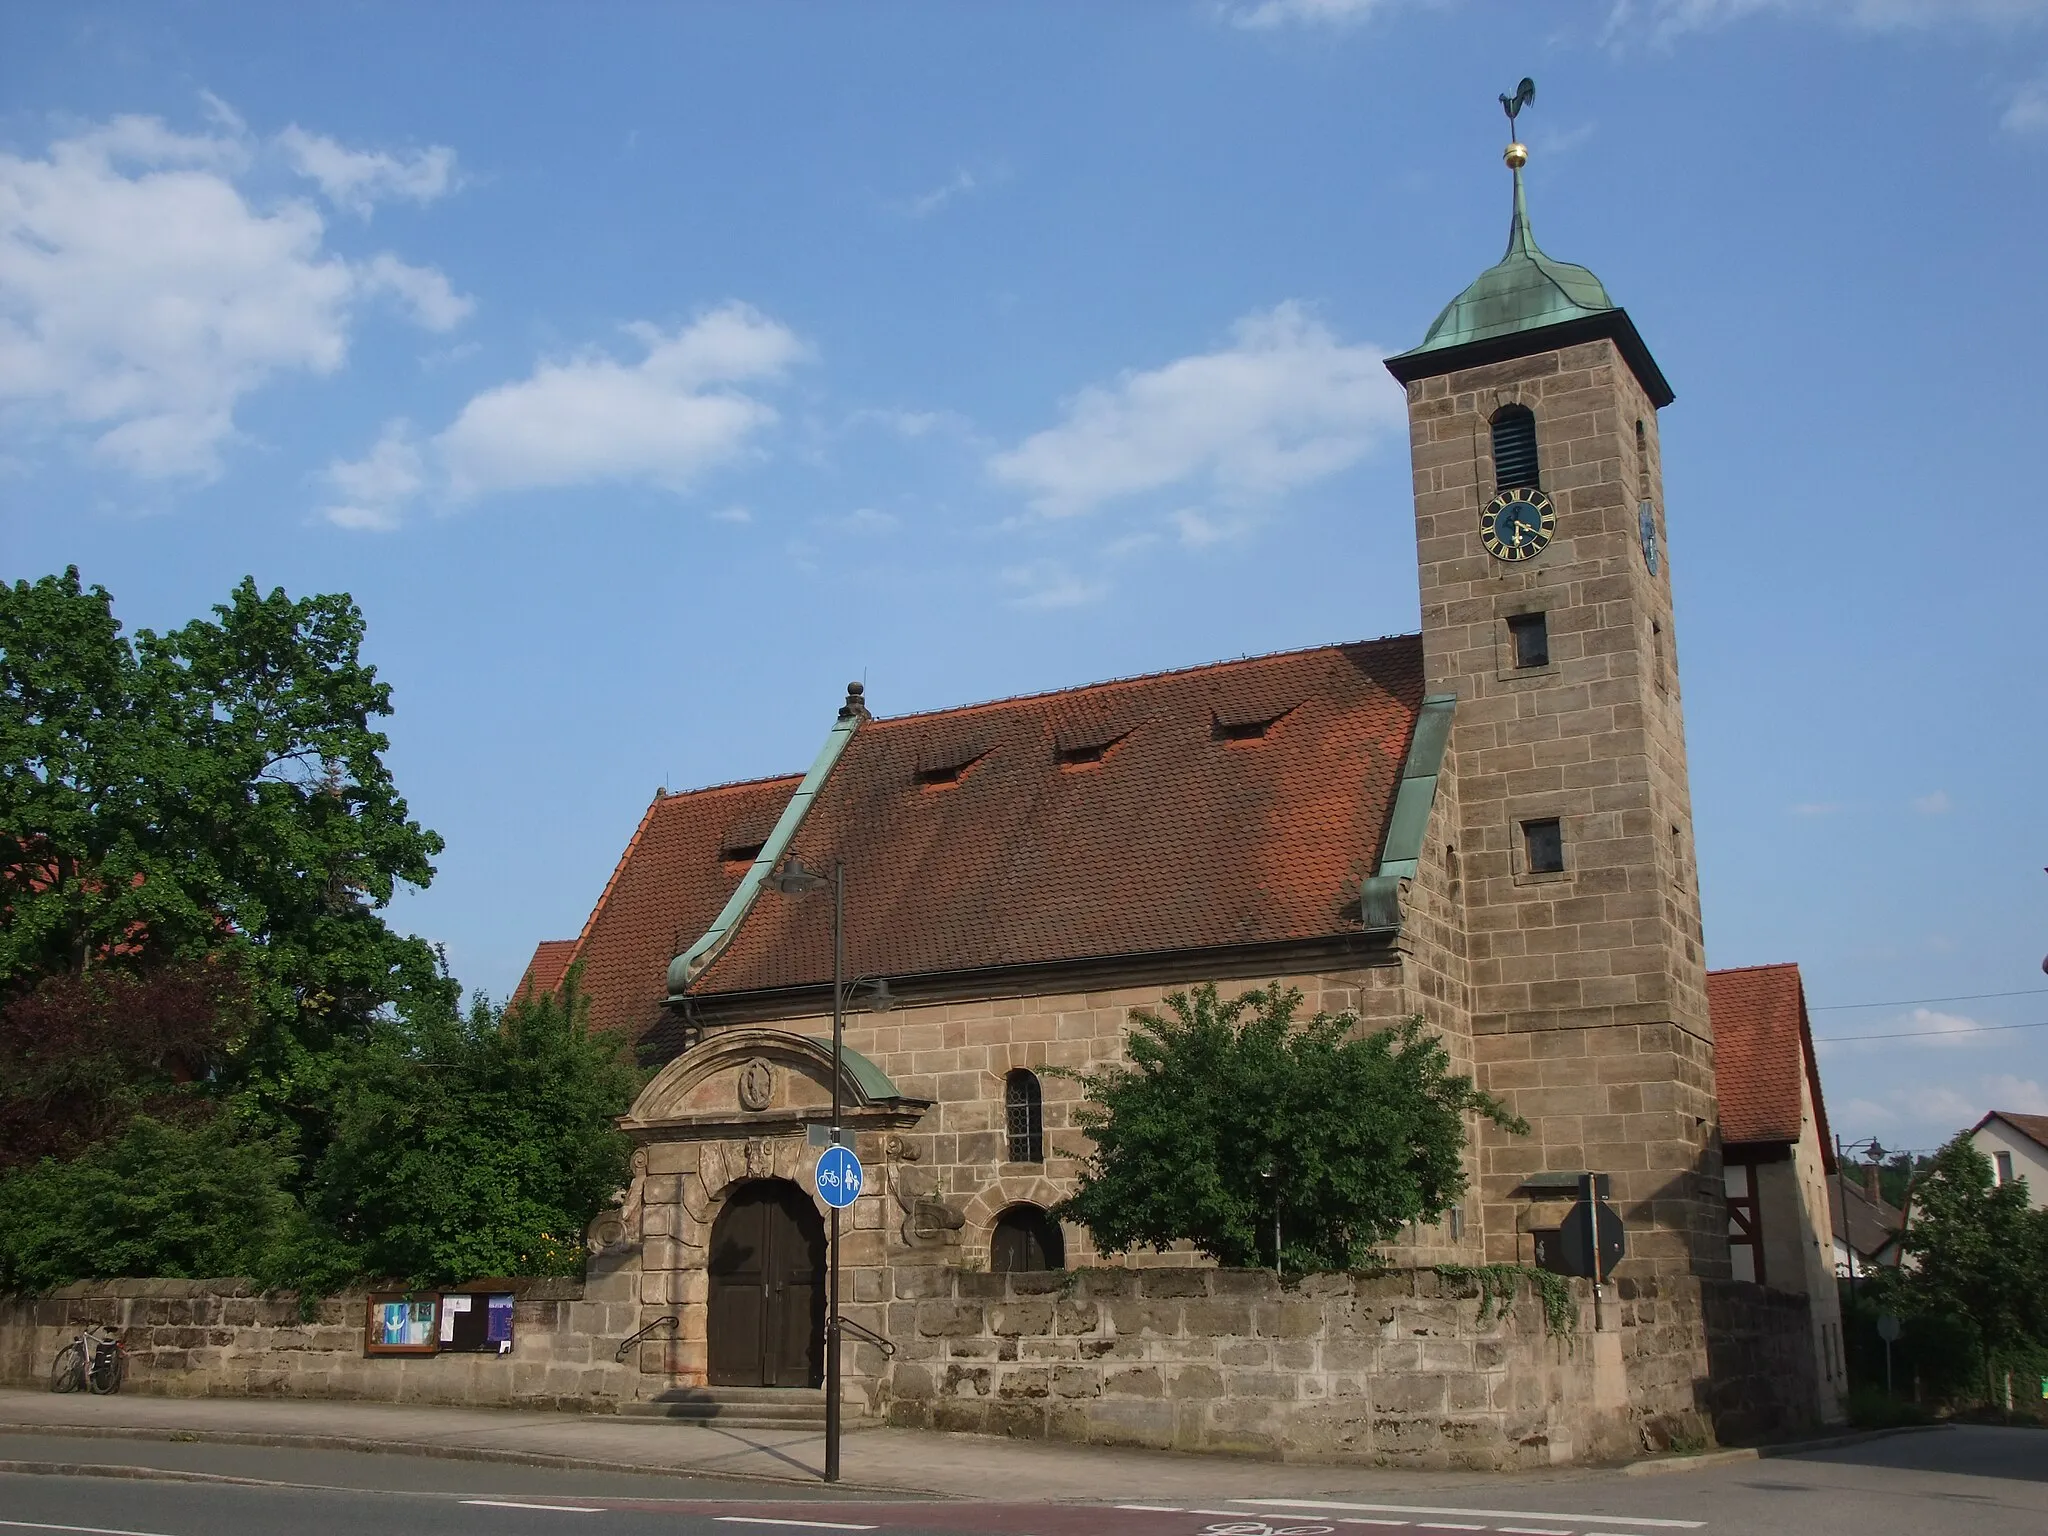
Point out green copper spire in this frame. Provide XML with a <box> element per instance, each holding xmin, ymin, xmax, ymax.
<box><xmin>1383</xmin><ymin>82</ymin><xmax>1673</xmax><ymax>408</ymax></box>
<box><xmin>1394</xmin><ymin>159</ymin><xmax>1617</xmax><ymax>360</ymax></box>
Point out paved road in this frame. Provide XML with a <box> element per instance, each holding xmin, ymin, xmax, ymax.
<box><xmin>1</xmin><ymin>1426</ymin><xmax>2042</xmax><ymax>1536</ymax></box>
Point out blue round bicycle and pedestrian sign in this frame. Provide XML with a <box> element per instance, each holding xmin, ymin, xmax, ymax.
<box><xmin>815</xmin><ymin>1143</ymin><xmax>864</xmax><ymax>1209</ymax></box>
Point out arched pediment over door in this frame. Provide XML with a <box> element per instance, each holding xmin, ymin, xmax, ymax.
<box><xmin>619</xmin><ymin>1026</ymin><xmax>932</xmax><ymax>1143</ymax></box>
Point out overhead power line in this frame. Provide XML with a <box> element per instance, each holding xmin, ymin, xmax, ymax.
<box><xmin>1809</xmin><ymin>987</ymin><xmax>2048</xmax><ymax>1011</ymax></box>
<box><xmin>1814</xmin><ymin>1019</ymin><xmax>2048</xmax><ymax>1043</ymax></box>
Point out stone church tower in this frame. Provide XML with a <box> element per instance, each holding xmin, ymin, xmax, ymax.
<box><xmin>1385</xmin><ymin>136</ymin><xmax>1724</xmax><ymax>1280</ymax></box>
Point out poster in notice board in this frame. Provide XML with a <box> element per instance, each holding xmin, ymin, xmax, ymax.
<box><xmin>440</xmin><ymin>1292</ymin><xmax>516</xmax><ymax>1354</ymax></box>
<box><xmin>364</xmin><ymin>1294</ymin><xmax>440</xmax><ymax>1356</ymax></box>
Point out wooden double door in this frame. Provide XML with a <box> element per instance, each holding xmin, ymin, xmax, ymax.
<box><xmin>707</xmin><ymin>1179</ymin><xmax>825</xmax><ymax>1388</ymax></box>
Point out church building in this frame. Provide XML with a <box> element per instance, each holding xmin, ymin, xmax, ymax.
<box><xmin>521</xmin><ymin>124</ymin><xmax>1747</xmax><ymax>1414</ymax></box>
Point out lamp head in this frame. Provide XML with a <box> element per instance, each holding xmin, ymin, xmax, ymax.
<box><xmin>768</xmin><ymin>853</ymin><xmax>830</xmax><ymax>894</ymax></box>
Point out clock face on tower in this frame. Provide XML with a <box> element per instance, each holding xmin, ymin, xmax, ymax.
<box><xmin>1480</xmin><ymin>486</ymin><xmax>1556</xmax><ymax>562</ymax></box>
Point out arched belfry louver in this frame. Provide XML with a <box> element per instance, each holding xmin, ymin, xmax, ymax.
<box><xmin>1491</xmin><ymin>404</ymin><xmax>1540</xmax><ymax>491</ymax></box>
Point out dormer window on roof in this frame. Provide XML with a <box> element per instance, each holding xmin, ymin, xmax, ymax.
<box><xmin>1214</xmin><ymin>705</ymin><xmax>1295</xmax><ymax>743</ymax></box>
<box><xmin>914</xmin><ymin>750</ymin><xmax>988</xmax><ymax>789</ymax></box>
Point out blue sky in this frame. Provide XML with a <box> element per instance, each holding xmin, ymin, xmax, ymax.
<box><xmin>5</xmin><ymin>0</ymin><xmax>2045</xmax><ymax>1159</ymax></box>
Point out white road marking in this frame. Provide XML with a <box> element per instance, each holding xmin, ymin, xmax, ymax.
<box><xmin>1236</xmin><ymin>1503</ymin><xmax>1704</xmax><ymax>1530</ymax></box>
<box><xmin>1116</xmin><ymin>1508</ymin><xmax>1185</xmax><ymax>1514</ymax></box>
<box><xmin>713</xmin><ymin>1521</ymin><xmax>879</xmax><ymax>1532</ymax></box>
<box><xmin>1498</xmin><ymin>1528</ymin><xmax>1576</xmax><ymax>1534</ymax></box>
<box><xmin>1338</xmin><ymin>1522</ymin><xmax>1411</xmax><ymax>1528</ymax></box>
<box><xmin>460</xmin><ymin>1500</ymin><xmax>604</xmax><ymax>1513</ymax></box>
<box><xmin>0</xmin><ymin>1523</ymin><xmax>177</xmax><ymax>1536</ymax></box>
<box><xmin>1418</xmin><ymin>1525</ymin><xmax>1485</xmax><ymax>1532</ymax></box>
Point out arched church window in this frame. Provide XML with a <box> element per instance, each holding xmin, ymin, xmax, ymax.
<box><xmin>991</xmin><ymin>1204</ymin><xmax>1065</xmax><ymax>1273</ymax></box>
<box><xmin>1490</xmin><ymin>404</ymin><xmax>1540</xmax><ymax>491</ymax></box>
<box><xmin>1004</xmin><ymin>1069</ymin><xmax>1043</xmax><ymax>1163</ymax></box>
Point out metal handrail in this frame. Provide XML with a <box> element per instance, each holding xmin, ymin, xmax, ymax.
<box><xmin>614</xmin><ymin>1314</ymin><xmax>678</xmax><ymax>1363</ymax></box>
<box><xmin>832</xmin><ymin>1315</ymin><xmax>895</xmax><ymax>1357</ymax></box>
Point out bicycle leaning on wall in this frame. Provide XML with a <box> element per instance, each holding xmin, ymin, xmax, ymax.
<box><xmin>49</xmin><ymin>1324</ymin><xmax>126</xmax><ymax>1394</ymax></box>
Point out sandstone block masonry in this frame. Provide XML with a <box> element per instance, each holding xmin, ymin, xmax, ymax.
<box><xmin>1405</xmin><ymin>339</ymin><xmax>1723</xmax><ymax>1281</ymax></box>
<box><xmin>0</xmin><ymin>1269</ymin><xmax>638</xmax><ymax>1410</ymax></box>
<box><xmin>876</xmin><ymin>1266</ymin><xmax>1817</xmax><ymax>1469</ymax></box>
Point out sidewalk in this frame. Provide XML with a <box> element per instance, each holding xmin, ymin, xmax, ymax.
<box><xmin>0</xmin><ymin>1388</ymin><xmax>1623</xmax><ymax>1502</ymax></box>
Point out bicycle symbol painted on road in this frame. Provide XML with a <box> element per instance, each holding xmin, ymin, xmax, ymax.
<box><xmin>1196</xmin><ymin>1522</ymin><xmax>1335</xmax><ymax>1536</ymax></box>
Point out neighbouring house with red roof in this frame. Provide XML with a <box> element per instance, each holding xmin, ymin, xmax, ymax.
<box><xmin>1707</xmin><ymin>962</ymin><xmax>1848</xmax><ymax>1422</ymax></box>
<box><xmin>509</xmin><ymin>137</ymin><xmax>1830</xmax><ymax>1441</ymax></box>
<box><xmin>1970</xmin><ymin>1110</ymin><xmax>2048</xmax><ymax>1210</ymax></box>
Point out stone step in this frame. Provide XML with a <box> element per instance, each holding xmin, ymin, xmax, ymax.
<box><xmin>616</xmin><ymin>1385</ymin><xmax>867</xmax><ymax>1428</ymax></box>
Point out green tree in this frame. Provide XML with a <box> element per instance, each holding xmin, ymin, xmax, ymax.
<box><xmin>0</xmin><ymin>960</ymin><xmax>251</xmax><ymax>1170</ymax></box>
<box><xmin>0</xmin><ymin>1115</ymin><xmax>350</xmax><ymax>1294</ymax></box>
<box><xmin>1879</xmin><ymin>1136</ymin><xmax>2048</xmax><ymax>1400</ymax></box>
<box><xmin>306</xmin><ymin>970</ymin><xmax>640</xmax><ymax>1284</ymax></box>
<box><xmin>1055</xmin><ymin>983</ymin><xmax>1524</xmax><ymax>1271</ymax></box>
<box><xmin>0</xmin><ymin>568</ymin><xmax>453</xmax><ymax>1140</ymax></box>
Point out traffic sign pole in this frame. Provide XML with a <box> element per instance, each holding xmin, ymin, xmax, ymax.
<box><xmin>827</xmin><ymin>860</ymin><xmax>843</xmax><ymax>1485</ymax></box>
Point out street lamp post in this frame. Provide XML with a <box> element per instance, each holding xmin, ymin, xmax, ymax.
<box><xmin>764</xmin><ymin>852</ymin><xmax>849</xmax><ymax>1483</ymax></box>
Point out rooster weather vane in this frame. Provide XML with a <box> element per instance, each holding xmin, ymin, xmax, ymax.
<box><xmin>1500</xmin><ymin>77</ymin><xmax>1535</xmax><ymax>136</ymax></box>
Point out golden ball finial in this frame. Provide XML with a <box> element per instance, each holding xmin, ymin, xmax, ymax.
<box><xmin>1504</xmin><ymin>142</ymin><xmax>1528</xmax><ymax>170</ymax></box>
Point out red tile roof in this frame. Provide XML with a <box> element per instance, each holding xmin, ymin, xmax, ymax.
<box><xmin>1708</xmin><ymin>962</ymin><xmax>1833</xmax><ymax>1162</ymax></box>
<box><xmin>512</xmin><ymin>939</ymin><xmax>579</xmax><ymax>1004</ymax></box>
<box><xmin>696</xmin><ymin>638</ymin><xmax>1423</xmax><ymax>998</ymax></box>
<box><xmin>535</xmin><ymin>639</ymin><xmax>1425</xmax><ymax>1046</ymax></box>
<box><xmin>526</xmin><ymin>774</ymin><xmax>801</xmax><ymax>1038</ymax></box>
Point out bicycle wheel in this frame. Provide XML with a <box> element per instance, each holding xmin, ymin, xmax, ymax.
<box><xmin>48</xmin><ymin>1340</ymin><xmax>85</xmax><ymax>1393</ymax></box>
<box><xmin>86</xmin><ymin>1343</ymin><xmax>125</xmax><ymax>1395</ymax></box>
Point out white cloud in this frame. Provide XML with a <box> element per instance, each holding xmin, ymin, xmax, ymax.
<box><xmin>1172</xmin><ymin>508</ymin><xmax>1252</xmax><ymax>548</ymax></box>
<box><xmin>1003</xmin><ymin>560</ymin><xmax>1110</xmax><ymax>610</ymax></box>
<box><xmin>2006</xmin><ymin>70</ymin><xmax>2048</xmax><ymax>135</ymax></box>
<box><xmin>1913</xmin><ymin>789</ymin><xmax>1952</xmax><ymax>815</ymax></box>
<box><xmin>1225</xmin><ymin>0</ymin><xmax>1410</xmax><ymax>28</ymax></box>
<box><xmin>1789</xmin><ymin>802</ymin><xmax>1843</xmax><ymax>816</ymax></box>
<box><xmin>436</xmin><ymin>304</ymin><xmax>805</xmax><ymax>500</ymax></box>
<box><xmin>319</xmin><ymin>419</ymin><xmax>424</xmax><ymax>531</ymax></box>
<box><xmin>277</xmin><ymin>125</ymin><xmax>458</xmax><ymax>218</ymax></box>
<box><xmin>1605</xmin><ymin>0</ymin><xmax>2048</xmax><ymax>40</ymax></box>
<box><xmin>990</xmin><ymin>302</ymin><xmax>1402</xmax><ymax>518</ymax></box>
<box><xmin>823</xmin><ymin>507</ymin><xmax>899</xmax><ymax>536</ymax></box>
<box><xmin>360</xmin><ymin>253</ymin><xmax>473</xmax><ymax>331</ymax></box>
<box><xmin>711</xmin><ymin>505</ymin><xmax>753</xmax><ymax>524</ymax></box>
<box><xmin>903</xmin><ymin>170</ymin><xmax>978</xmax><ymax>219</ymax></box>
<box><xmin>1980</xmin><ymin>1074</ymin><xmax>2048</xmax><ymax>1114</ymax></box>
<box><xmin>0</xmin><ymin>108</ymin><xmax>469</xmax><ymax>482</ymax></box>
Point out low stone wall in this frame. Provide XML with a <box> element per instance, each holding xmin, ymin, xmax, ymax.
<box><xmin>872</xmin><ymin>1267</ymin><xmax>1716</xmax><ymax>1469</ymax></box>
<box><xmin>1697</xmin><ymin>1279</ymin><xmax>1824</xmax><ymax>1443</ymax></box>
<box><xmin>0</xmin><ymin>1272</ymin><xmax>640</xmax><ymax>1410</ymax></box>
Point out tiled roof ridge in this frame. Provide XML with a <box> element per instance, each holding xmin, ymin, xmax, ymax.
<box><xmin>863</xmin><ymin>634</ymin><xmax>1421</xmax><ymax>730</ymax></box>
<box><xmin>1983</xmin><ymin>1110</ymin><xmax>2048</xmax><ymax>1151</ymax></box>
<box><xmin>650</xmin><ymin>768</ymin><xmax>805</xmax><ymax>804</ymax></box>
<box><xmin>1706</xmin><ymin>961</ymin><xmax>1801</xmax><ymax>977</ymax></box>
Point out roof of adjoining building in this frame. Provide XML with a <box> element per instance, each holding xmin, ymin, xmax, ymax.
<box><xmin>512</xmin><ymin>938</ymin><xmax>579</xmax><ymax>1003</ymax></box>
<box><xmin>1976</xmin><ymin>1110</ymin><xmax>2048</xmax><ymax>1153</ymax></box>
<box><xmin>1708</xmin><ymin>962</ymin><xmax>1834</xmax><ymax>1164</ymax></box>
<box><xmin>522</xmin><ymin>638</ymin><xmax>1428</xmax><ymax>1044</ymax></box>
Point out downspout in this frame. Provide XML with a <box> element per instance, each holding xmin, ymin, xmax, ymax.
<box><xmin>665</xmin><ymin>683</ymin><xmax>867</xmax><ymax>1003</ymax></box>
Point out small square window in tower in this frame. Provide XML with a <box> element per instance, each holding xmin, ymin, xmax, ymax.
<box><xmin>1507</xmin><ymin>612</ymin><xmax>1549</xmax><ymax>669</ymax></box>
<box><xmin>1005</xmin><ymin>1069</ymin><xmax>1044</xmax><ymax>1163</ymax></box>
<box><xmin>1523</xmin><ymin>817</ymin><xmax>1565</xmax><ymax>875</ymax></box>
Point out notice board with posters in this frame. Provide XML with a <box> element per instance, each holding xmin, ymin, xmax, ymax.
<box><xmin>439</xmin><ymin>1292</ymin><xmax>516</xmax><ymax>1354</ymax></box>
<box><xmin>364</xmin><ymin>1294</ymin><xmax>441</xmax><ymax>1356</ymax></box>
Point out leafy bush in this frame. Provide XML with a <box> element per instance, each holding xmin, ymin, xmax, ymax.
<box><xmin>305</xmin><ymin>972</ymin><xmax>639</xmax><ymax>1285</ymax></box>
<box><xmin>1055</xmin><ymin>984</ymin><xmax>1524</xmax><ymax>1271</ymax></box>
<box><xmin>0</xmin><ymin>1114</ymin><xmax>352</xmax><ymax>1293</ymax></box>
